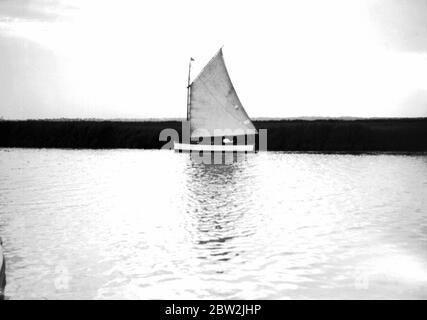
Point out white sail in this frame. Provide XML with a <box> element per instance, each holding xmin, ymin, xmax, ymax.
<box><xmin>189</xmin><ymin>48</ymin><xmax>257</xmax><ymax>140</ymax></box>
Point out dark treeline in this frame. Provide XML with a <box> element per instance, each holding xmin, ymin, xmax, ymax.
<box><xmin>0</xmin><ymin>118</ymin><xmax>426</xmax><ymax>152</ymax></box>
<box><xmin>259</xmin><ymin>118</ymin><xmax>427</xmax><ymax>152</ymax></box>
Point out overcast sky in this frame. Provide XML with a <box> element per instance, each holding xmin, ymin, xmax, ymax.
<box><xmin>0</xmin><ymin>0</ymin><xmax>427</xmax><ymax>119</ymax></box>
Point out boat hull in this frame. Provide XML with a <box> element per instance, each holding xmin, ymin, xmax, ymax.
<box><xmin>174</xmin><ymin>142</ymin><xmax>255</xmax><ymax>152</ymax></box>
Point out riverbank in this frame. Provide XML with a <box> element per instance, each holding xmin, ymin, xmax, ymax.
<box><xmin>0</xmin><ymin>118</ymin><xmax>426</xmax><ymax>152</ymax></box>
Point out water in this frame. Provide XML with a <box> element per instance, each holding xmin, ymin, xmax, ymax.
<box><xmin>1</xmin><ymin>148</ymin><xmax>427</xmax><ymax>299</ymax></box>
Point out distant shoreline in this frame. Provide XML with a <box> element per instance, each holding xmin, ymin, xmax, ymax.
<box><xmin>1</xmin><ymin>118</ymin><xmax>426</xmax><ymax>152</ymax></box>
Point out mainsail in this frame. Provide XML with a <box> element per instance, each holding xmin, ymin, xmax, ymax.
<box><xmin>189</xmin><ymin>48</ymin><xmax>257</xmax><ymax>140</ymax></box>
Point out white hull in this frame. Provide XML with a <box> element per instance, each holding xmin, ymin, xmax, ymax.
<box><xmin>174</xmin><ymin>142</ymin><xmax>255</xmax><ymax>152</ymax></box>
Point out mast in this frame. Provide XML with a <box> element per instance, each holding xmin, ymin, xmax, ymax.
<box><xmin>186</xmin><ymin>57</ymin><xmax>193</xmax><ymax>121</ymax></box>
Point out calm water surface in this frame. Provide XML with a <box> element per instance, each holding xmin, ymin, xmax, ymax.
<box><xmin>1</xmin><ymin>148</ymin><xmax>427</xmax><ymax>299</ymax></box>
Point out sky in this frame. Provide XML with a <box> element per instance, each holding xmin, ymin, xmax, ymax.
<box><xmin>0</xmin><ymin>0</ymin><xmax>427</xmax><ymax>119</ymax></box>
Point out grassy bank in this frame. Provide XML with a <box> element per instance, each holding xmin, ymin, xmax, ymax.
<box><xmin>0</xmin><ymin>118</ymin><xmax>426</xmax><ymax>152</ymax></box>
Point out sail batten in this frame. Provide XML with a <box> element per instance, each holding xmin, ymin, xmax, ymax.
<box><xmin>189</xmin><ymin>49</ymin><xmax>256</xmax><ymax>140</ymax></box>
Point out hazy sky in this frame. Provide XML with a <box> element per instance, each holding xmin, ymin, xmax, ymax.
<box><xmin>0</xmin><ymin>0</ymin><xmax>427</xmax><ymax>119</ymax></box>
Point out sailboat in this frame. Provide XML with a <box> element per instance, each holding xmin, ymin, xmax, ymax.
<box><xmin>174</xmin><ymin>48</ymin><xmax>257</xmax><ymax>152</ymax></box>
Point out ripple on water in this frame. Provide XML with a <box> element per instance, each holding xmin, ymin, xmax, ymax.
<box><xmin>1</xmin><ymin>149</ymin><xmax>427</xmax><ymax>299</ymax></box>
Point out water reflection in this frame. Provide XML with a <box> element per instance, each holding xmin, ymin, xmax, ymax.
<box><xmin>184</xmin><ymin>155</ymin><xmax>256</xmax><ymax>268</ymax></box>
